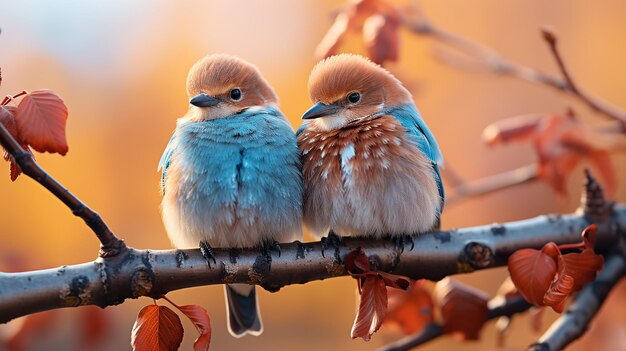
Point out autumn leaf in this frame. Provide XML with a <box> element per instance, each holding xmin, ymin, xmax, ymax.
<box><xmin>0</xmin><ymin>106</ymin><xmax>18</xmax><ymax>140</ymax></box>
<box><xmin>345</xmin><ymin>248</ymin><xmax>411</xmax><ymax>341</ymax></box>
<box><xmin>15</xmin><ymin>90</ymin><xmax>68</xmax><ymax>155</ymax></box>
<box><xmin>315</xmin><ymin>0</ymin><xmax>400</xmax><ymax>64</ymax></box>
<box><xmin>434</xmin><ymin>278</ymin><xmax>489</xmax><ymax>340</ymax></box>
<box><xmin>0</xmin><ymin>106</ymin><xmax>27</xmax><ymax>181</ymax></box>
<box><xmin>482</xmin><ymin>113</ymin><xmax>543</xmax><ymax>146</ymax></box>
<box><xmin>175</xmin><ymin>304</ymin><xmax>211</xmax><ymax>351</ymax></box>
<box><xmin>351</xmin><ymin>276</ymin><xmax>388</xmax><ymax>341</ymax></box>
<box><xmin>344</xmin><ymin>248</ymin><xmax>372</xmax><ymax>274</ymax></box>
<box><xmin>384</xmin><ymin>280</ymin><xmax>434</xmax><ymax>335</ymax></box>
<box><xmin>542</xmin><ymin>268</ymin><xmax>574</xmax><ymax>313</ymax></box>
<box><xmin>363</xmin><ymin>13</ymin><xmax>399</xmax><ymax>64</ymax></box>
<box><xmin>508</xmin><ymin>225</ymin><xmax>604</xmax><ymax>312</ymax></box>
<box><xmin>131</xmin><ymin>304</ymin><xmax>183</xmax><ymax>351</ymax></box>
<box><xmin>482</xmin><ymin>112</ymin><xmax>620</xmax><ymax>195</ymax></box>
<box><xmin>507</xmin><ymin>242</ymin><xmax>559</xmax><ymax>306</ymax></box>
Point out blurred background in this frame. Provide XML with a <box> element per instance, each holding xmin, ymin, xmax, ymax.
<box><xmin>1</xmin><ymin>0</ymin><xmax>625</xmax><ymax>350</ymax></box>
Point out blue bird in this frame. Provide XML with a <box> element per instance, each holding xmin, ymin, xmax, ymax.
<box><xmin>297</xmin><ymin>54</ymin><xmax>443</xmax><ymax>242</ymax></box>
<box><xmin>159</xmin><ymin>54</ymin><xmax>302</xmax><ymax>337</ymax></box>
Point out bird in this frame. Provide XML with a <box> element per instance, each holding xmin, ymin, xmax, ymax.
<box><xmin>158</xmin><ymin>54</ymin><xmax>302</xmax><ymax>337</ymax></box>
<box><xmin>297</xmin><ymin>54</ymin><xmax>444</xmax><ymax>246</ymax></box>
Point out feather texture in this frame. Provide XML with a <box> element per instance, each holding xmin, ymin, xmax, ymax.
<box><xmin>160</xmin><ymin>105</ymin><xmax>302</xmax><ymax>249</ymax></box>
<box><xmin>298</xmin><ymin>113</ymin><xmax>441</xmax><ymax>238</ymax></box>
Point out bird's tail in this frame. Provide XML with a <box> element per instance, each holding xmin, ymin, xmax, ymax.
<box><xmin>224</xmin><ymin>284</ymin><xmax>263</xmax><ymax>337</ymax></box>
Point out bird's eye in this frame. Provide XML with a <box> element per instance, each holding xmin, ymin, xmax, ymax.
<box><xmin>347</xmin><ymin>92</ymin><xmax>361</xmax><ymax>103</ymax></box>
<box><xmin>230</xmin><ymin>89</ymin><xmax>242</xmax><ymax>101</ymax></box>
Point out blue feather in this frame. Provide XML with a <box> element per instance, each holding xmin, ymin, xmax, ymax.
<box><xmin>388</xmin><ymin>104</ymin><xmax>443</xmax><ymax>165</ymax></box>
<box><xmin>158</xmin><ymin>134</ymin><xmax>177</xmax><ymax>194</ymax></box>
<box><xmin>388</xmin><ymin>103</ymin><xmax>445</xmax><ymax>204</ymax></box>
<box><xmin>159</xmin><ymin>105</ymin><xmax>302</xmax><ymax>228</ymax></box>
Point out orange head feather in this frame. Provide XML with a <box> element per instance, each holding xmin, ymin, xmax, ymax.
<box><xmin>305</xmin><ymin>54</ymin><xmax>412</xmax><ymax>131</ymax></box>
<box><xmin>185</xmin><ymin>54</ymin><xmax>278</xmax><ymax>121</ymax></box>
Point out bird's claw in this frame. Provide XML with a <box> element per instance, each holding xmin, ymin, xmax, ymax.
<box><xmin>199</xmin><ymin>241</ymin><xmax>217</xmax><ymax>267</ymax></box>
<box><xmin>321</xmin><ymin>231</ymin><xmax>343</xmax><ymax>262</ymax></box>
<box><xmin>260</xmin><ymin>239</ymin><xmax>281</xmax><ymax>263</ymax></box>
<box><xmin>392</xmin><ymin>234</ymin><xmax>415</xmax><ymax>253</ymax></box>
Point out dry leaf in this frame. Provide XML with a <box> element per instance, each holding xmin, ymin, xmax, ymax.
<box><xmin>434</xmin><ymin>277</ymin><xmax>489</xmax><ymax>340</ymax></box>
<box><xmin>385</xmin><ymin>280</ymin><xmax>434</xmax><ymax>335</ymax></box>
<box><xmin>175</xmin><ymin>304</ymin><xmax>211</xmax><ymax>351</ymax></box>
<box><xmin>483</xmin><ymin>112</ymin><xmax>620</xmax><ymax>195</ymax></box>
<box><xmin>363</xmin><ymin>13</ymin><xmax>399</xmax><ymax>64</ymax></box>
<box><xmin>507</xmin><ymin>243</ymin><xmax>559</xmax><ymax>306</ymax></box>
<box><xmin>351</xmin><ymin>276</ymin><xmax>388</xmax><ymax>341</ymax></box>
<box><xmin>542</xmin><ymin>272</ymin><xmax>574</xmax><ymax>313</ymax></box>
<box><xmin>15</xmin><ymin>90</ymin><xmax>68</xmax><ymax>155</ymax></box>
<box><xmin>131</xmin><ymin>304</ymin><xmax>183</xmax><ymax>351</ymax></box>
<box><xmin>482</xmin><ymin>114</ymin><xmax>543</xmax><ymax>146</ymax></box>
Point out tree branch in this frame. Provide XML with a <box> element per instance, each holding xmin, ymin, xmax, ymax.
<box><xmin>0</xmin><ymin>122</ymin><xmax>125</xmax><ymax>257</ymax></box>
<box><xmin>444</xmin><ymin>164</ymin><xmax>539</xmax><ymax>206</ymax></box>
<box><xmin>399</xmin><ymin>5</ymin><xmax>626</xmax><ymax>131</ymax></box>
<box><xmin>528</xmin><ymin>252</ymin><xmax>626</xmax><ymax>351</ymax></box>
<box><xmin>376</xmin><ymin>295</ymin><xmax>532</xmax><ymax>351</ymax></box>
<box><xmin>1</xmin><ymin>204</ymin><xmax>624</xmax><ymax>324</ymax></box>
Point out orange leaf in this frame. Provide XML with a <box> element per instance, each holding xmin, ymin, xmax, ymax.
<box><xmin>15</xmin><ymin>90</ymin><xmax>68</xmax><ymax>155</ymax></box>
<box><xmin>0</xmin><ymin>106</ymin><xmax>18</xmax><ymax>140</ymax></box>
<box><xmin>434</xmin><ymin>278</ymin><xmax>489</xmax><ymax>340</ymax></box>
<box><xmin>131</xmin><ymin>304</ymin><xmax>183</xmax><ymax>351</ymax></box>
<box><xmin>176</xmin><ymin>304</ymin><xmax>211</xmax><ymax>351</ymax></box>
<box><xmin>344</xmin><ymin>248</ymin><xmax>371</xmax><ymax>274</ymax></box>
<box><xmin>542</xmin><ymin>271</ymin><xmax>574</xmax><ymax>313</ymax></box>
<box><xmin>507</xmin><ymin>243</ymin><xmax>559</xmax><ymax>306</ymax></box>
<box><xmin>351</xmin><ymin>276</ymin><xmax>388</xmax><ymax>341</ymax></box>
<box><xmin>482</xmin><ymin>114</ymin><xmax>542</xmax><ymax>146</ymax></box>
<box><xmin>385</xmin><ymin>280</ymin><xmax>434</xmax><ymax>335</ymax></box>
<box><xmin>559</xmin><ymin>225</ymin><xmax>604</xmax><ymax>292</ymax></box>
<box><xmin>363</xmin><ymin>14</ymin><xmax>399</xmax><ymax>64</ymax></box>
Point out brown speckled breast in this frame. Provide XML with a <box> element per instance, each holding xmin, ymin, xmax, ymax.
<box><xmin>297</xmin><ymin>115</ymin><xmax>440</xmax><ymax>238</ymax></box>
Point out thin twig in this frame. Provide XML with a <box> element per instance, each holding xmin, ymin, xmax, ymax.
<box><xmin>399</xmin><ymin>6</ymin><xmax>626</xmax><ymax>131</ymax></box>
<box><xmin>377</xmin><ymin>296</ymin><xmax>532</xmax><ymax>351</ymax></box>
<box><xmin>444</xmin><ymin>164</ymin><xmax>539</xmax><ymax>206</ymax></box>
<box><xmin>0</xmin><ymin>122</ymin><xmax>125</xmax><ymax>257</ymax></box>
<box><xmin>528</xmin><ymin>253</ymin><xmax>626</xmax><ymax>351</ymax></box>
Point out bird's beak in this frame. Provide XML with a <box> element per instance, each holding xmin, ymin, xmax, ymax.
<box><xmin>189</xmin><ymin>93</ymin><xmax>220</xmax><ymax>107</ymax></box>
<box><xmin>302</xmin><ymin>102</ymin><xmax>340</xmax><ymax>120</ymax></box>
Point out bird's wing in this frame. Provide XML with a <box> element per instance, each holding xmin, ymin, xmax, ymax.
<box><xmin>295</xmin><ymin>120</ymin><xmax>309</xmax><ymax>138</ymax></box>
<box><xmin>157</xmin><ymin>133</ymin><xmax>177</xmax><ymax>195</ymax></box>
<box><xmin>390</xmin><ymin>104</ymin><xmax>444</xmax><ymax>165</ymax></box>
<box><xmin>390</xmin><ymin>104</ymin><xmax>445</xmax><ymax>205</ymax></box>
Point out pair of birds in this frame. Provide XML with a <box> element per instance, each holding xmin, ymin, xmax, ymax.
<box><xmin>159</xmin><ymin>53</ymin><xmax>444</xmax><ymax>338</ymax></box>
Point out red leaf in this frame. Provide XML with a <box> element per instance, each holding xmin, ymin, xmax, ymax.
<box><xmin>131</xmin><ymin>304</ymin><xmax>183</xmax><ymax>351</ymax></box>
<box><xmin>507</xmin><ymin>243</ymin><xmax>559</xmax><ymax>306</ymax></box>
<box><xmin>0</xmin><ymin>106</ymin><xmax>18</xmax><ymax>139</ymax></box>
<box><xmin>351</xmin><ymin>276</ymin><xmax>387</xmax><ymax>341</ymax></box>
<box><xmin>558</xmin><ymin>225</ymin><xmax>604</xmax><ymax>292</ymax></box>
<box><xmin>363</xmin><ymin>14</ymin><xmax>399</xmax><ymax>64</ymax></box>
<box><xmin>376</xmin><ymin>272</ymin><xmax>411</xmax><ymax>290</ymax></box>
<box><xmin>344</xmin><ymin>248</ymin><xmax>371</xmax><ymax>274</ymax></box>
<box><xmin>15</xmin><ymin>90</ymin><xmax>68</xmax><ymax>155</ymax></box>
<box><xmin>175</xmin><ymin>304</ymin><xmax>211</xmax><ymax>351</ymax></box>
<box><xmin>384</xmin><ymin>280</ymin><xmax>434</xmax><ymax>335</ymax></box>
<box><xmin>542</xmin><ymin>271</ymin><xmax>574</xmax><ymax>313</ymax></box>
<box><xmin>482</xmin><ymin>114</ymin><xmax>542</xmax><ymax>146</ymax></box>
<box><xmin>434</xmin><ymin>278</ymin><xmax>489</xmax><ymax>340</ymax></box>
